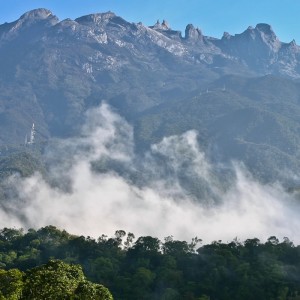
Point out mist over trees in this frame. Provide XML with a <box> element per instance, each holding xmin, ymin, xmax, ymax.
<box><xmin>1</xmin><ymin>8</ymin><xmax>300</xmax><ymax>300</ymax></box>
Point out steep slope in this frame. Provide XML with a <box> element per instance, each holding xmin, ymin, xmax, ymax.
<box><xmin>1</xmin><ymin>9</ymin><xmax>300</xmax><ymax>184</ymax></box>
<box><xmin>214</xmin><ymin>24</ymin><xmax>300</xmax><ymax>77</ymax></box>
<box><xmin>0</xmin><ymin>9</ymin><xmax>220</xmax><ymax>145</ymax></box>
<box><xmin>1</xmin><ymin>9</ymin><xmax>300</xmax><ymax>145</ymax></box>
<box><xmin>135</xmin><ymin>75</ymin><xmax>300</xmax><ymax>182</ymax></box>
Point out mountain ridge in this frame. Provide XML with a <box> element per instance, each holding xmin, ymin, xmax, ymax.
<box><xmin>1</xmin><ymin>8</ymin><xmax>300</xmax><ymax>184</ymax></box>
<box><xmin>1</xmin><ymin>8</ymin><xmax>299</xmax><ymax>71</ymax></box>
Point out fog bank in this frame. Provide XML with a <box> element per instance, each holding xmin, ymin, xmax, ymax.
<box><xmin>1</xmin><ymin>104</ymin><xmax>299</xmax><ymax>243</ymax></box>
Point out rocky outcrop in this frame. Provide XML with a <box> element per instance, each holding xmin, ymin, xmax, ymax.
<box><xmin>185</xmin><ymin>24</ymin><xmax>203</xmax><ymax>42</ymax></box>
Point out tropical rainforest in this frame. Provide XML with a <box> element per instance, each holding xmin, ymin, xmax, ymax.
<box><xmin>0</xmin><ymin>226</ymin><xmax>300</xmax><ymax>300</ymax></box>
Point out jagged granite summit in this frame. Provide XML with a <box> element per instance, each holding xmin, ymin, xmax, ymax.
<box><xmin>1</xmin><ymin>9</ymin><xmax>299</xmax><ymax>78</ymax></box>
<box><xmin>1</xmin><ymin>9</ymin><xmax>300</xmax><ymax>183</ymax></box>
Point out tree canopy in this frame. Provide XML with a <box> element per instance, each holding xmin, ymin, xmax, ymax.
<box><xmin>0</xmin><ymin>259</ymin><xmax>112</xmax><ymax>300</ymax></box>
<box><xmin>0</xmin><ymin>226</ymin><xmax>300</xmax><ymax>300</ymax></box>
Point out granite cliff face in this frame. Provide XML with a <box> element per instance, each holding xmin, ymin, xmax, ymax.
<box><xmin>1</xmin><ymin>9</ymin><xmax>300</xmax><ymax>183</ymax></box>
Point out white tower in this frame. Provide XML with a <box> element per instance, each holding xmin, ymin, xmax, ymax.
<box><xmin>28</xmin><ymin>123</ymin><xmax>35</xmax><ymax>144</ymax></box>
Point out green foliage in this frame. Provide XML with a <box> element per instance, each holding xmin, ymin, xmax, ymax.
<box><xmin>22</xmin><ymin>260</ymin><xmax>85</xmax><ymax>299</ymax></box>
<box><xmin>135</xmin><ymin>76</ymin><xmax>300</xmax><ymax>184</ymax></box>
<box><xmin>0</xmin><ymin>150</ymin><xmax>44</xmax><ymax>180</ymax></box>
<box><xmin>0</xmin><ymin>269</ymin><xmax>23</xmax><ymax>300</ymax></box>
<box><xmin>0</xmin><ymin>226</ymin><xmax>300</xmax><ymax>300</ymax></box>
<box><xmin>74</xmin><ymin>281</ymin><xmax>113</xmax><ymax>300</ymax></box>
<box><xmin>0</xmin><ymin>259</ymin><xmax>113</xmax><ymax>300</ymax></box>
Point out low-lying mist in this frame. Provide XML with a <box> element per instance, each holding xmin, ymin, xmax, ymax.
<box><xmin>1</xmin><ymin>103</ymin><xmax>300</xmax><ymax>243</ymax></box>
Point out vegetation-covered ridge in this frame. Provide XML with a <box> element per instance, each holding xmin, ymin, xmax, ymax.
<box><xmin>0</xmin><ymin>226</ymin><xmax>300</xmax><ymax>300</ymax></box>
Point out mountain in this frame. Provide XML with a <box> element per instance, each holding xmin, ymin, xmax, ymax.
<box><xmin>1</xmin><ymin>8</ymin><xmax>300</xmax><ymax>184</ymax></box>
<box><xmin>135</xmin><ymin>75</ymin><xmax>300</xmax><ymax>182</ymax></box>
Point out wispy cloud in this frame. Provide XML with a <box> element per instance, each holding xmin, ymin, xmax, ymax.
<box><xmin>1</xmin><ymin>103</ymin><xmax>299</xmax><ymax>243</ymax></box>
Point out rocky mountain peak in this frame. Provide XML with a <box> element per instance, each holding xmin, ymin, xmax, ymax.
<box><xmin>289</xmin><ymin>39</ymin><xmax>297</xmax><ymax>47</ymax></box>
<box><xmin>161</xmin><ymin>20</ymin><xmax>170</xmax><ymax>30</ymax></box>
<box><xmin>151</xmin><ymin>19</ymin><xmax>171</xmax><ymax>31</ymax></box>
<box><xmin>240</xmin><ymin>26</ymin><xmax>255</xmax><ymax>39</ymax></box>
<box><xmin>0</xmin><ymin>8</ymin><xmax>58</xmax><ymax>40</ymax></box>
<box><xmin>185</xmin><ymin>24</ymin><xmax>203</xmax><ymax>42</ymax></box>
<box><xmin>255</xmin><ymin>23</ymin><xmax>278</xmax><ymax>41</ymax></box>
<box><xmin>75</xmin><ymin>12</ymin><xmax>116</xmax><ymax>26</ymax></box>
<box><xmin>0</xmin><ymin>8</ymin><xmax>300</xmax><ymax>83</ymax></box>
<box><xmin>17</xmin><ymin>8</ymin><xmax>59</xmax><ymax>27</ymax></box>
<box><xmin>19</xmin><ymin>8</ymin><xmax>54</xmax><ymax>21</ymax></box>
<box><xmin>255</xmin><ymin>23</ymin><xmax>274</xmax><ymax>34</ymax></box>
<box><xmin>240</xmin><ymin>24</ymin><xmax>277</xmax><ymax>39</ymax></box>
<box><xmin>222</xmin><ymin>31</ymin><xmax>232</xmax><ymax>40</ymax></box>
<box><xmin>230</xmin><ymin>22</ymin><xmax>280</xmax><ymax>53</ymax></box>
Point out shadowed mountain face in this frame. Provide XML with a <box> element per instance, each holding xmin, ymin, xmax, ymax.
<box><xmin>1</xmin><ymin>9</ymin><xmax>300</xmax><ymax>183</ymax></box>
<box><xmin>135</xmin><ymin>75</ymin><xmax>300</xmax><ymax>183</ymax></box>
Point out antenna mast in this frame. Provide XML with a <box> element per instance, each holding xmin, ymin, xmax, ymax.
<box><xmin>28</xmin><ymin>123</ymin><xmax>35</xmax><ymax>145</ymax></box>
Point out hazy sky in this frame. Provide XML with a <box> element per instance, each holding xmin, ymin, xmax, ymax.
<box><xmin>0</xmin><ymin>0</ymin><xmax>299</xmax><ymax>43</ymax></box>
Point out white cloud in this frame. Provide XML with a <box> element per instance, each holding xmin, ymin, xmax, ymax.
<box><xmin>1</xmin><ymin>103</ymin><xmax>300</xmax><ymax>243</ymax></box>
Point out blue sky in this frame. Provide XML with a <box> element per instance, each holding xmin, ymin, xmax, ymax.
<box><xmin>0</xmin><ymin>0</ymin><xmax>299</xmax><ymax>43</ymax></box>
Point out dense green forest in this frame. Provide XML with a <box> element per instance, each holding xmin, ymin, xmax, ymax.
<box><xmin>0</xmin><ymin>226</ymin><xmax>300</xmax><ymax>300</ymax></box>
<box><xmin>0</xmin><ymin>259</ymin><xmax>113</xmax><ymax>299</ymax></box>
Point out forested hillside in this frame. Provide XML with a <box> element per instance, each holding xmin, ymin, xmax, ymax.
<box><xmin>0</xmin><ymin>226</ymin><xmax>299</xmax><ymax>300</ymax></box>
